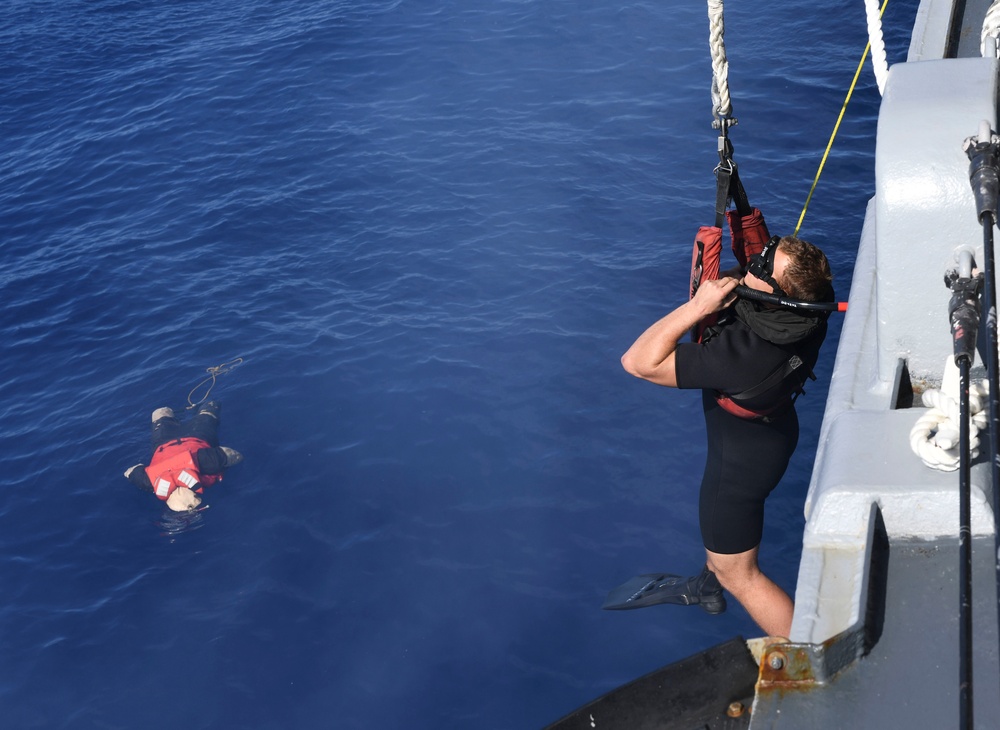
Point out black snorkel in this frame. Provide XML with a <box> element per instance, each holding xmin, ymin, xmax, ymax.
<box><xmin>734</xmin><ymin>284</ymin><xmax>847</xmax><ymax>313</ymax></box>
<box><xmin>738</xmin><ymin>236</ymin><xmax>846</xmax><ymax>312</ymax></box>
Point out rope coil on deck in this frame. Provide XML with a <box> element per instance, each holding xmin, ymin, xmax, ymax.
<box><xmin>910</xmin><ymin>357</ymin><xmax>988</xmax><ymax>471</ymax></box>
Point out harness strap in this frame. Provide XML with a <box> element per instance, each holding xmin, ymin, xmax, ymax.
<box><xmin>714</xmin><ymin>136</ymin><xmax>752</xmax><ymax>227</ymax></box>
<box><xmin>718</xmin><ymin>355</ymin><xmax>818</xmax><ymax>422</ymax></box>
<box><xmin>714</xmin><ymin>163</ymin><xmax>732</xmax><ymax>228</ymax></box>
<box><xmin>728</xmin><ymin>166</ymin><xmax>752</xmax><ymax>217</ymax></box>
<box><xmin>726</xmin><ymin>354</ymin><xmax>804</xmax><ymax>402</ymax></box>
<box><xmin>691</xmin><ymin>226</ymin><xmax>724</xmax><ymax>342</ymax></box>
<box><xmin>716</xmin><ymin>394</ymin><xmax>783</xmax><ymax>420</ymax></box>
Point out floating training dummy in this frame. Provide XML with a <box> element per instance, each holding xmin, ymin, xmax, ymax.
<box><xmin>124</xmin><ymin>401</ymin><xmax>243</xmax><ymax>512</ymax></box>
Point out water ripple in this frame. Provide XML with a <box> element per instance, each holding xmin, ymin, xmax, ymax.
<box><xmin>0</xmin><ymin>0</ymin><xmax>919</xmax><ymax>727</ymax></box>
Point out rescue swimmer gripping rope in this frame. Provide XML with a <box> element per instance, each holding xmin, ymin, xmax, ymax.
<box><xmin>186</xmin><ymin>358</ymin><xmax>245</xmax><ymax>410</ymax></box>
<box><xmin>909</xmin><ymin>356</ymin><xmax>988</xmax><ymax>471</ymax></box>
<box><xmin>707</xmin><ymin>0</ymin><xmax>732</xmax><ymax>122</ymax></box>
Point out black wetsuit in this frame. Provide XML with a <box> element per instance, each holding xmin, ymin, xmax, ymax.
<box><xmin>674</xmin><ymin>301</ymin><xmax>828</xmax><ymax>554</ymax></box>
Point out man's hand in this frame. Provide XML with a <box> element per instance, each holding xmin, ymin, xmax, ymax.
<box><xmin>622</xmin><ymin>277</ymin><xmax>738</xmax><ymax>387</ymax></box>
<box><xmin>691</xmin><ymin>276</ymin><xmax>739</xmax><ymax>317</ymax></box>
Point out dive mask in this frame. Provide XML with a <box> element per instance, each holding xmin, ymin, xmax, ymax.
<box><xmin>747</xmin><ymin>236</ymin><xmax>786</xmax><ymax>296</ymax></box>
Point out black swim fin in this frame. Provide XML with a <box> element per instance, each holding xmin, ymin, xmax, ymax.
<box><xmin>602</xmin><ymin>566</ymin><xmax>726</xmax><ymax>614</ymax></box>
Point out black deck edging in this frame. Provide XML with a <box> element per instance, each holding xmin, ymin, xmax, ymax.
<box><xmin>543</xmin><ymin>636</ymin><xmax>758</xmax><ymax>730</ymax></box>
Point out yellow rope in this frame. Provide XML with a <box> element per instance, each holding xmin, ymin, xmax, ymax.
<box><xmin>793</xmin><ymin>0</ymin><xmax>890</xmax><ymax>237</ymax></box>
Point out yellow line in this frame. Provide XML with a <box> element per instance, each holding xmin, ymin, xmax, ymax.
<box><xmin>794</xmin><ymin>0</ymin><xmax>890</xmax><ymax>237</ymax></box>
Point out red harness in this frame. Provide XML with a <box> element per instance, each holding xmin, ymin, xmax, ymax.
<box><xmin>690</xmin><ymin>208</ymin><xmax>778</xmax><ymax>420</ymax></box>
<box><xmin>714</xmin><ymin>392</ymin><xmax>786</xmax><ymax>420</ymax></box>
<box><xmin>144</xmin><ymin>437</ymin><xmax>221</xmax><ymax>500</ymax></box>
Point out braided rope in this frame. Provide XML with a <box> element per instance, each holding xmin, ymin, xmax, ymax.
<box><xmin>983</xmin><ymin>0</ymin><xmax>1000</xmax><ymax>57</ymax></box>
<box><xmin>707</xmin><ymin>0</ymin><xmax>731</xmax><ymax>119</ymax></box>
<box><xmin>864</xmin><ymin>0</ymin><xmax>889</xmax><ymax>95</ymax></box>
<box><xmin>910</xmin><ymin>357</ymin><xmax>989</xmax><ymax>471</ymax></box>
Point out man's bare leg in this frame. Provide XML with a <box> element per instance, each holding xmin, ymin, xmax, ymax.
<box><xmin>706</xmin><ymin>546</ymin><xmax>793</xmax><ymax>638</ymax></box>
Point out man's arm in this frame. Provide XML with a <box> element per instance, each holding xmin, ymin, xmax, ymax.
<box><xmin>196</xmin><ymin>447</ymin><xmax>228</xmax><ymax>475</ymax></box>
<box><xmin>621</xmin><ymin>277</ymin><xmax>739</xmax><ymax>387</ymax></box>
<box><xmin>125</xmin><ymin>464</ymin><xmax>154</xmax><ymax>492</ymax></box>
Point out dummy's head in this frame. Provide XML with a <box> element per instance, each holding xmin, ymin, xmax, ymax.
<box><xmin>166</xmin><ymin>486</ymin><xmax>202</xmax><ymax>512</ymax></box>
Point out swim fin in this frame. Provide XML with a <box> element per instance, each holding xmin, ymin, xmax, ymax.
<box><xmin>602</xmin><ymin>566</ymin><xmax>726</xmax><ymax>614</ymax></box>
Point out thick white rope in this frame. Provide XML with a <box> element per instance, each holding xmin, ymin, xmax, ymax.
<box><xmin>982</xmin><ymin>1</ymin><xmax>1000</xmax><ymax>57</ymax></box>
<box><xmin>707</xmin><ymin>0</ymin><xmax>731</xmax><ymax>119</ymax></box>
<box><xmin>910</xmin><ymin>356</ymin><xmax>989</xmax><ymax>471</ymax></box>
<box><xmin>864</xmin><ymin>0</ymin><xmax>889</xmax><ymax>96</ymax></box>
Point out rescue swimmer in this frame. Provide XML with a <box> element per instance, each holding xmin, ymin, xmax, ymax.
<box><xmin>608</xmin><ymin>229</ymin><xmax>833</xmax><ymax>640</ymax></box>
<box><xmin>124</xmin><ymin>400</ymin><xmax>243</xmax><ymax>512</ymax></box>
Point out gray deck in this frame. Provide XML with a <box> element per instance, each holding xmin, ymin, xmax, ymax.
<box><xmin>753</xmin><ymin>537</ymin><xmax>1000</xmax><ymax>729</ymax></box>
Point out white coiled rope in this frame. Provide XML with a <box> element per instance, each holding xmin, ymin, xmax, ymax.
<box><xmin>983</xmin><ymin>1</ymin><xmax>1000</xmax><ymax>57</ymax></box>
<box><xmin>910</xmin><ymin>356</ymin><xmax>989</xmax><ymax>471</ymax></box>
<box><xmin>707</xmin><ymin>0</ymin><xmax>732</xmax><ymax>119</ymax></box>
<box><xmin>864</xmin><ymin>0</ymin><xmax>889</xmax><ymax>96</ymax></box>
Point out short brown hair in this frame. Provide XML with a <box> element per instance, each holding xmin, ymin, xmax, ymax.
<box><xmin>777</xmin><ymin>236</ymin><xmax>832</xmax><ymax>301</ymax></box>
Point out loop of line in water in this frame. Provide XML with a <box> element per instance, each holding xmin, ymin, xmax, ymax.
<box><xmin>186</xmin><ymin>358</ymin><xmax>245</xmax><ymax>409</ymax></box>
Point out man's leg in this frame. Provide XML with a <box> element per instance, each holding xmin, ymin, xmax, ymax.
<box><xmin>150</xmin><ymin>407</ymin><xmax>183</xmax><ymax>449</ymax></box>
<box><xmin>189</xmin><ymin>401</ymin><xmax>243</xmax><ymax>471</ymax></box>
<box><xmin>706</xmin><ymin>546</ymin><xmax>793</xmax><ymax>639</ymax></box>
<box><xmin>187</xmin><ymin>400</ymin><xmax>221</xmax><ymax>446</ymax></box>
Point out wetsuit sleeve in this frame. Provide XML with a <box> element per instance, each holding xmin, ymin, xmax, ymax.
<box><xmin>196</xmin><ymin>447</ymin><xmax>228</xmax><ymax>475</ymax></box>
<box><xmin>127</xmin><ymin>466</ymin><xmax>153</xmax><ymax>493</ymax></box>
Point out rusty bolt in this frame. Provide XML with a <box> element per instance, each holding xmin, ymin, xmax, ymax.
<box><xmin>726</xmin><ymin>702</ymin><xmax>745</xmax><ymax>718</ymax></box>
<box><xmin>768</xmin><ymin>652</ymin><xmax>786</xmax><ymax>671</ymax></box>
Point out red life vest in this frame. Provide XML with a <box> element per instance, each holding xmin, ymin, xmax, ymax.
<box><xmin>690</xmin><ymin>208</ymin><xmax>782</xmax><ymax>420</ymax></box>
<box><xmin>690</xmin><ymin>208</ymin><xmax>770</xmax><ymax>301</ymax></box>
<box><xmin>144</xmin><ymin>437</ymin><xmax>221</xmax><ymax>501</ymax></box>
<box><xmin>725</xmin><ymin>207</ymin><xmax>770</xmax><ymax>268</ymax></box>
<box><xmin>690</xmin><ymin>208</ymin><xmax>771</xmax><ymax>342</ymax></box>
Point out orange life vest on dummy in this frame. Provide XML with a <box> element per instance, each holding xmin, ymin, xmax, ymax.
<box><xmin>144</xmin><ymin>437</ymin><xmax>222</xmax><ymax>501</ymax></box>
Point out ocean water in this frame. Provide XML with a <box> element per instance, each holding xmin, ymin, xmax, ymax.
<box><xmin>1</xmin><ymin>1</ymin><xmax>919</xmax><ymax>728</ymax></box>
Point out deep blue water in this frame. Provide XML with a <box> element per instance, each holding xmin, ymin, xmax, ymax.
<box><xmin>1</xmin><ymin>1</ymin><xmax>918</xmax><ymax>728</ymax></box>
